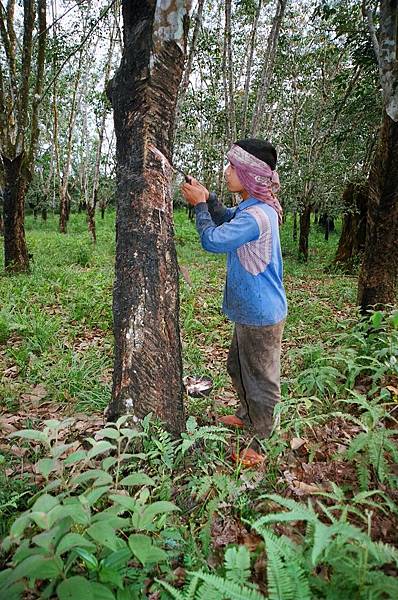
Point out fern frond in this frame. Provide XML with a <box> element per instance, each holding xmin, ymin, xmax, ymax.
<box><xmin>224</xmin><ymin>546</ymin><xmax>251</xmax><ymax>584</ymax></box>
<box><xmin>156</xmin><ymin>578</ymin><xmax>186</xmax><ymax>600</ymax></box>
<box><xmin>192</xmin><ymin>571</ymin><xmax>264</xmax><ymax>600</ymax></box>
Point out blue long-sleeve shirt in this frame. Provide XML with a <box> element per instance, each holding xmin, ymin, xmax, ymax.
<box><xmin>194</xmin><ymin>194</ymin><xmax>287</xmax><ymax>326</ymax></box>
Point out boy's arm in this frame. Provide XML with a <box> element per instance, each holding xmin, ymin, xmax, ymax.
<box><xmin>194</xmin><ymin>203</ymin><xmax>259</xmax><ymax>253</ymax></box>
<box><xmin>207</xmin><ymin>192</ymin><xmax>237</xmax><ymax>225</ymax></box>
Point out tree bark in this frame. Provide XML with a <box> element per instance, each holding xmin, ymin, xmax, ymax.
<box><xmin>334</xmin><ymin>182</ymin><xmax>368</xmax><ymax>265</ymax></box>
<box><xmin>241</xmin><ymin>0</ymin><xmax>262</xmax><ymax>136</ymax></box>
<box><xmin>0</xmin><ymin>0</ymin><xmax>47</xmax><ymax>272</ymax></box>
<box><xmin>358</xmin><ymin>114</ymin><xmax>398</xmax><ymax>311</ymax></box>
<box><xmin>292</xmin><ymin>210</ymin><xmax>297</xmax><ymax>241</ymax></box>
<box><xmin>298</xmin><ymin>205</ymin><xmax>311</xmax><ymax>262</ymax></box>
<box><xmin>106</xmin><ymin>0</ymin><xmax>188</xmax><ymax>434</ymax></box>
<box><xmin>2</xmin><ymin>155</ymin><xmax>29</xmax><ymax>272</ymax></box>
<box><xmin>251</xmin><ymin>0</ymin><xmax>286</xmax><ymax>136</ymax></box>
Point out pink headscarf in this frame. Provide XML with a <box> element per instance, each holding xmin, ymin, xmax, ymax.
<box><xmin>227</xmin><ymin>144</ymin><xmax>283</xmax><ymax>224</ymax></box>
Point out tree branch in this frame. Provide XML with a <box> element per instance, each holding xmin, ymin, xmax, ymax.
<box><xmin>39</xmin><ymin>0</ymin><xmax>117</xmax><ymax>104</ymax></box>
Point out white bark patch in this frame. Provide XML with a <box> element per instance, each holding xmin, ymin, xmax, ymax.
<box><xmin>153</xmin><ymin>0</ymin><xmax>192</xmax><ymax>53</ymax></box>
<box><xmin>387</xmin><ymin>96</ymin><xmax>398</xmax><ymax>121</ymax></box>
<box><xmin>148</xmin><ymin>143</ymin><xmax>172</xmax><ymax>174</ymax></box>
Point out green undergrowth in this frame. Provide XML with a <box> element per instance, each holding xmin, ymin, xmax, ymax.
<box><xmin>1</xmin><ymin>210</ymin><xmax>398</xmax><ymax>597</ymax></box>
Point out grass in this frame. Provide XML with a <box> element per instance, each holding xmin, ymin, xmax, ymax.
<box><xmin>1</xmin><ymin>209</ymin><xmax>397</xmax><ymax>598</ymax></box>
<box><xmin>0</xmin><ymin>209</ymin><xmax>353</xmax><ymax>415</ymax></box>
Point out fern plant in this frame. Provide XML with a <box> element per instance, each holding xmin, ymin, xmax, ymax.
<box><xmin>156</xmin><ymin>546</ymin><xmax>264</xmax><ymax>599</ymax></box>
<box><xmin>340</xmin><ymin>391</ymin><xmax>398</xmax><ymax>489</ymax></box>
<box><xmin>250</xmin><ymin>494</ymin><xmax>398</xmax><ymax>600</ymax></box>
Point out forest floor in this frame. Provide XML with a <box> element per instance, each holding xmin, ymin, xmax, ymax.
<box><xmin>0</xmin><ymin>210</ymin><xmax>397</xmax><ymax>598</ymax></box>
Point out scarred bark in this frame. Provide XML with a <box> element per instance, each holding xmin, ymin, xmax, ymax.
<box><xmin>358</xmin><ymin>114</ymin><xmax>398</xmax><ymax>310</ymax></box>
<box><xmin>106</xmin><ymin>0</ymin><xmax>188</xmax><ymax>434</ymax></box>
<box><xmin>2</xmin><ymin>154</ymin><xmax>29</xmax><ymax>272</ymax></box>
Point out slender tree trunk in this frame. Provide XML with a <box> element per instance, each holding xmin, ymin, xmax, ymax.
<box><xmin>225</xmin><ymin>0</ymin><xmax>236</xmax><ymax>143</ymax></box>
<box><xmin>241</xmin><ymin>0</ymin><xmax>262</xmax><ymax>136</ymax></box>
<box><xmin>59</xmin><ymin>47</ymin><xmax>84</xmax><ymax>233</ymax></box>
<box><xmin>358</xmin><ymin>114</ymin><xmax>398</xmax><ymax>311</ymax></box>
<box><xmin>334</xmin><ymin>182</ymin><xmax>368</xmax><ymax>265</ymax></box>
<box><xmin>251</xmin><ymin>0</ymin><xmax>286</xmax><ymax>135</ymax></box>
<box><xmin>1</xmin><ymin>0</ymin><xmax>46</xmax><ymax>273</ymax></box>
<box><xmin>299</xmin><ymin>205</ymin><xmax>311</xmax><ymax>262</ymax></box>
<box><xmin>177</xmin><ymin>0</ymin><xmax>205</xmax><ymax>111</ymax></box>
<box><xmin>292</xmin><ymin>210</ymin><xmax>297</xmax><ymax>241</ymax></box>
<box><xmin>2</xmin><ymin>155</ymin><xmax>29</xmax><ymax>272</ymax></box>
<box><xmin>106</xmin><ymin>0</ymin><xmax>188</xmax><ymax>434</ymax></box>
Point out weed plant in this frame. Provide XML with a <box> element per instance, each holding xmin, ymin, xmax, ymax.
<box><xmin>1</xmin><ymin>210</ymin><xmax>398</xmax><ymax>598</ymax></box>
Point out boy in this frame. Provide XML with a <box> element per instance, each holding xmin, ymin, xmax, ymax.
<box><xmin>181</xmin><ymin>138</ymin><xmax>287</xmax><ymax>461</ymax></box>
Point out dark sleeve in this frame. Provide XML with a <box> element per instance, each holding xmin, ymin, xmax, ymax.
<box><xmin>207</xmin><ymin>192</ymin><xmax>237</xmax><ymax>225</ymax></box>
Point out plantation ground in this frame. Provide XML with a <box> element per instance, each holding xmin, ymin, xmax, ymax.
<box><xmin>0</xmin><ymin>211</ymin><xmax>397</xmax><ymax>598</ymax></box>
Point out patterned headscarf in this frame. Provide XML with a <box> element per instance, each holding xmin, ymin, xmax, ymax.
<box><xmin>227</xmin><ymin>144</ymin><xmax>283</xmax><ymax>224</ymax></box>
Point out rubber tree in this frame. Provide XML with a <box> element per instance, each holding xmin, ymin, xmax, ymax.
<box><xmin>0</xmin><ymin>0</ymin><xmax>47</xmax><ymax>272</ymax></box>
<box><xmin>358</xmin><ymin>1</ymin><xmax>398</xmax><ymax>311</ymax></box>
<box><xmin>106</xmin><ymin>0</ymin><xmax>191</xmax><ymax>434</ymax></box>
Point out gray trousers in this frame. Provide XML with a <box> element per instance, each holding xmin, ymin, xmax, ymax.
<box><xmin>226</xmin><ymin>320</ymin><xmax>284</xmax><ymax>439</ymax></box>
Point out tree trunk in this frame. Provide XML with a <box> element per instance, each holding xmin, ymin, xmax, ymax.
<box><xmin>358</xmin><ymin>114</ymin><xmax>398</xmax><ymax>311</ymax></box>
<box><xmin>251</xmin><ymin>0</ymin><xmax>286</xmax><ymax>135</ymax></box>
<box><xmin>298</xmin><ymin>205</ymin><xmax>311</xmax><ymax>262</ymax></box>
<box><xmin>334</xmin><ymin>182</ymin><xmax>368</xmax><ymax>265</ymax></box>
<box><xmin>241</xmin><ymin>0</ymin><xmax>262</xmax><ymax>136</ymax></box>
<box><xmin>2</xmin><ymin>155</ymin><xmax>30</xmax><ymax>272</ymax></box>
<box><xmin>292</xmin><ymin>210</ymin><xmax>297</xmax><ymax>241</ymax></box>
<box><xmin>106</xmin><ymin>0</ymin><xmax>188</xmax><ymax>435</ymax></box>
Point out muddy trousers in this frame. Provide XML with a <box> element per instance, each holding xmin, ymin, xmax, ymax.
<box><xmin>227</xmin><ymin>320</ymin><xmax>284</xmax><ymax>440</ymax></box>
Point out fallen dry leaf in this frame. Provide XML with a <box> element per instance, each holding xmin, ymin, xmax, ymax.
<box><xmin>290</xmin><ymin>437</ymin><xmax>307</xmax><ymax>450</ymax></box>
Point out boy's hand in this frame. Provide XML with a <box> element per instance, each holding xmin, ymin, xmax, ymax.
<box><xmin>181</xmin><ymin>177</ymin><xmax>209</xmax><ymax>206</ymax></box>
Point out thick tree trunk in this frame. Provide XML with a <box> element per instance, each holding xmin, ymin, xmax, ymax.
<box><xmin>106</xmin><ymin>0</ymin><xmax>187</xmax><ymax>435</ymax></box>
<box><xmin>334</xmin><ymin>182</ymin><xmax>367</xmax><ymax>265</ymax></box>
<box><xmin>2</xmin><ymin>155</ymin><xmax>30</xmax><ymax>272</ymax></box>
<box><xmin>358</xmin><ymin>114</ymin><xmax>398</xmax><ymax>311</ymax></box>
<box><xmin>298</xmin><ymin>205</ymin><xmax>311</xmax><ymax>262</ymax></box>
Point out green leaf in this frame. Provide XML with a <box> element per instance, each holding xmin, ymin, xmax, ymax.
<box><xmin>57</xmin><ymin>576</ymin><xmax>93</xmax><ymax>600</ymax></box>
<box><xmin>82</xmin><ymin>486</ymin><xmax>110</xmax><ymax>506</ymax></box>
<box><xmin>87</xmin><ymin>441</ymin><xmax>115</xmax><ymax>459</ymax></box>
<box><xmin>128</xmin><ymin>534</ymin><xmax>167</xmax><ymax>566</ymax></box>
<box><xmin>109</xmin><ymin>494</ymin><xmax>137</xmax><ymax>512</ymax></box>
<box><xmin>119</xmin><ymin>472</ymin><xmax>155</xmax><ymax>487</ymax></box>
<box><xmin>102</xmin><ymin>457</ymin><xmax>118</xmax><ymax>471</ymax></box>
<box><xmin>64</xmin><ymin>451</ymin><xmax>87</xmax><ymax>465</ymax></box>
<box><xmin>371</xmin><ymin>311</ymin><xmax>383</xmax><ymax>327</ymax></box>
<box><xmin>9</xmin><ymin>430</ymin><xmax>48</xmax><ymax>443</ymax></box>
<box><xmin>89</xmin><ymin>582</ymin><xmax>116</xmax><ymax>600</ymax></box>
<box><xmin>96</xmin><ymin>428</ymin><xmax>121</xmax><ymax>440</ymax></box>
<box><xmin>6</xmin><ymin>555</ymin><xmax>63</xmax><ymax>585</ymax></box>
<box><xmin>74</xmin><ymin>548</ymin><xmax>98</xmax><ymax>571</ymax></box>
<box><xmin>32</xmin><ymin>494</ymin><xmax>59</xmax><ymax>513</ymax></box>
<box><xmin>101</xmin><ymin>548</ymin><xmax>132</xmax><ymax>569</ymax></box>
<box><xmin>9</xmin><ymin>514</ymin><xmax>31</xmax><ymax>538</ymax></box>
<box><xmin>137</xmin><ymin>501</ymin><xmax>179</xmax><ymax>528</ymax></box>
<box><xmin>36</xmin><ymin>458</ymin><xmax>57</xmax><ymax>478</ymax></box>
<box><xmin>48</xmin><ymin>503</ymin><xmax>90</xmax><ymax>527</ymax></box>
<box><xmin>87</xmin><ymin>522</ymin><xmax>122</xmax><ymax>552</ymax></box>
<box><xmin>56</xmin><ymin>533</ymin><xmax>95</xmax><ymax>555</ymax></box>
<box><xmin>72</xmin><ymin>469</ymin><xmax>113</xmax><ymax>486</ymax></box>
<box><xmin>98</xmin><ymin>567</ymin><xmax>124</xmax><ymax>589</ymax></box>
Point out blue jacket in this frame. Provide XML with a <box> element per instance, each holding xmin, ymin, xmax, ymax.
<box><xmin>194</xmin><ymin>194</ymin><xmax>287</xmax><ymax>326</ymax></box>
